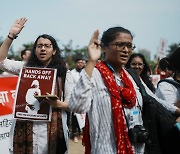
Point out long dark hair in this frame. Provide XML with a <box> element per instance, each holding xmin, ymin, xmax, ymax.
<box><xmin>26</xmin><ymin>34</ymin><xmax>67</xmax><ymax>79</ymax></box>
<box><xmin>126</xmin><ymin>53</ymin><xmax>155</xmax><ymax>93</ymax></box>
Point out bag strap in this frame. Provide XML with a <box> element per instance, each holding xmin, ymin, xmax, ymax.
<box><xmin>158</xmin><ymin>78</ymin><xmax>180</xmax><ymax>90</ymax></box>
<box><xmin>126</xmin><ymin>69</ymin><xmax>148</xmax><ymax>98</ymax></box>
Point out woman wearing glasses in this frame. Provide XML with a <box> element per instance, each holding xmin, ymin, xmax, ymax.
<box><xmin>64</xmin><ymin>27</ymin><xmax>180</xmax><ymax>154</ymax></box>
<box><xmin>0</xmin><ymin>18</ymin><xmax>68</xmax><ymax>154</ymax></box>
<box><xmin>125</xmin><ymin>53</ymin><xmax>156</xmax><ymax>93</ymax></box>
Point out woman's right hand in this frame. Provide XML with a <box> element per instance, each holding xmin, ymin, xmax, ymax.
<box><xmin>85</xmin><ymin>30</ymin><xmax>102</xmax><ymax>77</ymax></box>
<box><xmin>87</xmin><ymin>30</ymin><xmax>101</xmax><ymax>62</ymax></box>
<box><xmin>9</xmin><ymin>17</ymin><xmax>27</xmax><ymax>39</ymax></box>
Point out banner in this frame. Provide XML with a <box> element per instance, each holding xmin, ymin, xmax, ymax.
<box><xmin>0</xmin><ymin>114</ymin><xmax>13</xmax><ymax>154</ymax></box>
<box><xmin>0</xmin><ymin>75</ymin><xmax>18</xmax><ymax>154</ymax></box>
<box><xmin>0</xmin><ymin>76</ymin><xmax>18</xmax><ymax>116</ymax></box>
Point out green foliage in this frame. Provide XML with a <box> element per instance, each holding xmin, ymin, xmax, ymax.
<box><xmin>148</xmin><ymin>60</ymin><xmax>157</xmax><ymax>74</ymax></box>
<box><xmin>62</xmin><ymin>40</ymin><xmax>88</xmax><ymax>70</ymax></box>
<box><xmin>22</xmin><ymin>42</ymin><xmax>34</xmax><ymax>51</ymax></box>
<box><xmin>167</xmin><ymin>43</ymin><xmax>180</xmax><ymax>56</ymax></box>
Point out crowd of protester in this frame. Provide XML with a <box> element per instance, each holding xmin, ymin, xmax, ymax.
<box><xmin>0</xmin><ymin>17</ymin><xmax>180</xmax><ymax>154</ymax></box>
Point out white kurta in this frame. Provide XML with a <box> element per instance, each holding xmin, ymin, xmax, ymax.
<box><xmin>68</xmin><ymin>68</ymin><xmax>177</xmax><ymax>154</ymax></box>
<box><xmin>65</xmin><ymin>69</ymin><xmax>82</xmax><ymax>102</ymax></box>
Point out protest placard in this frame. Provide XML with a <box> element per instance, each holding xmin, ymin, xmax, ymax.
<box><xmin>13</xmin><ymin>67</ymin><xmax>57</xmax><ymax>121</ymax></box>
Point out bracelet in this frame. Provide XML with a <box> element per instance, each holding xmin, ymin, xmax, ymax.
<box><xmin>7</xmin><ymin>34</ymin><xmax>18</xmax><ymax>40</ymax></box>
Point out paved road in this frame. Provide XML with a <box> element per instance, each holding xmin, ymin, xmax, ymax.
<box><xmin>68</xmin><ymin>139</ymin><xmax>85</xmax><ymax>154</ymax></box>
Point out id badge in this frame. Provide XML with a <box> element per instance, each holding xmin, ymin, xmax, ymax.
<box><xmin>130</xmin><ymin>108</ymin><xmax>139</xmax><ymax>124</ymax></box>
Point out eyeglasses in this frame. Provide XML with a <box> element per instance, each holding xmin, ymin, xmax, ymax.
<box><xmin>36</xmin><ymin>44</ymin><xmax>52</xmax><ymax>49</ymax></box>
<box><xmin>108</xmin><ymin>42</ymin><xmax>136</xmax><ymax>51</ymax></box>
<box><xmin>130</xmin><ymin>63</ymin><xmax>144</xmax><ymax>67</ymax></box>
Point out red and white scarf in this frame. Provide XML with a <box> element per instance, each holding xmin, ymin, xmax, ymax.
<box><xmin>83</xmin><ymin>61</ymin><xmax>136</xmax><ymax>154</ymax></box>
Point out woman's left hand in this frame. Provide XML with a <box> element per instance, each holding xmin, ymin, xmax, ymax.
<box><xmin>44</xmin><ymin>93</ymin><xmax>69</xmax><ymax>110</ymax></box>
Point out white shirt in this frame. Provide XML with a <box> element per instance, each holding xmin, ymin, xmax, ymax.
<box><xmin>0</xmin><ymin>58</ymin><xmax>25</xmax><ymax>75</ymax></box>
<box><xmin>156</xmin><ymin>77</ymin><xmax>180</xmax><ymax>106</ymax></box>
<box><xmin>65</xmin><ymin>68</ymin><xmax>86</xmax><ymax>129</ymax></box>
<box><xmin>64</xmin><ymin>68</ymin><xmax>82</xmax><ymax>102</ymax></box>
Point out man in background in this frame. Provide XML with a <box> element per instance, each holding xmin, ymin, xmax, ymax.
<box><xmin>1</xmin><ymin>49</ymin><xmax>31</xmax><ymax>75</ymax></box>
<box><xmin>65</xmin><ymin>58</ymin><xmax>86</xmax><ymax>143</ymax></box>
<box><xmin>20</xmin><ymin>49</ymin><xmax>31</xmax><ymax>62</ymax></box>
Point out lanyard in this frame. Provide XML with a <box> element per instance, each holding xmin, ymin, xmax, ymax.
<box><xmin>106</xmin><ymin>62</ymin><xmax>121</xmax><ymax>86</ymax></box>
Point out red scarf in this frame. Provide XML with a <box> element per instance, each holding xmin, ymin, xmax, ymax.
<box><xmin>83</xmin><ymin>61</ymin><xmax>136</xmax><ymax>154</ymax></box>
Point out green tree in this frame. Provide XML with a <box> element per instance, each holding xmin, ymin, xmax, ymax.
<box><xmin>167</xmin><ymin>43</ymin><xmax>180</xmax><ymax>56</ymax></box>
<box><xmin>62</xmin><ymin>40</ymin><xmax>88</xmax><ymax>69</ymax></box>
<box><xmin>22</xmin><ymin>42</ymin><xmax>34</xmax><ymax>51</ymax></box>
